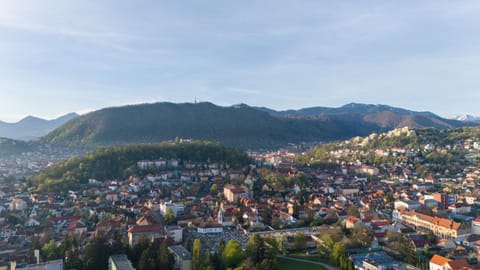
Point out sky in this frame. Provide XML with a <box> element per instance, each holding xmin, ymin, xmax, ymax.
<box><xmin>1</xmin><ymin>1</ymin><xmax>480</xmax><ymax>122</ymax></box>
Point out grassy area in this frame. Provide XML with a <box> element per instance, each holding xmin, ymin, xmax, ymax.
<box><xmin>278</xmin><ymin>257</ymin><xmax>328</xmax><ymax>270</ymax></box>
<box><xmin>288</xmin><ymin>251</ymin><xmax>331</xmax><ymax>264</ymax></box>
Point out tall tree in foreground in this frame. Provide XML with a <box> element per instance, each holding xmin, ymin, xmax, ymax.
<box><xmin>158</xmin><ymin>241</ymin><xmax>173</xmax><ymax>270</ymax></box>
<box><xmin>192</xmin><ymin>238</ymin><xmax>202</xmax><ymax>270</ymax></box>
<box><xmin>223</xmin><ymin>240</ymin><xmax>246</xmax><ymax>269</ymax></box>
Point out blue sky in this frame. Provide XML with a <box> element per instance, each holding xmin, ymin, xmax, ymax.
<box><xmin>1</xmin><ymin>1</ymin><xmax>480</xmax><ymax>122</ymax></box>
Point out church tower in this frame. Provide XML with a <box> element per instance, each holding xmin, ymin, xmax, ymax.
<box><xmin>218</xmin><ymin>209</ymin><xmax>224</xmax><ymax>225</ymax></box>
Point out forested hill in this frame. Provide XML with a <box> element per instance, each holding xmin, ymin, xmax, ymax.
<box><xmin>0</xmin><ymin>137</ymin><xmax>35</xmax><ymax>156</ymax></box>
<box><xmin>28</xmin><ymin>141</ymin><xmax>251</xmax><ymax>192</ymax></box>
<box><xmin>297</xmin><ymin>126</ymin><xmax>480</xmax><ymax>178</ymax></box>
<box><xmin>41</xmin><ymin>102</ymin><xmax>325</xmax><ymax>149</ymax></box>
<box><xmin>41</xmin><ymin>102</ymin><xmax>474</xmax><ymax>150</ymax></box>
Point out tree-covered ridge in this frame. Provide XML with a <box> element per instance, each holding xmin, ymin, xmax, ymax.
<box><xmin>39</xmin><ymin>102</ymin><xmax>474</xmax><ymax>150</ymax></box>
<box><xmin>28</xmin><ymin>141</ymin><xmax>251</xmax><ymax>192</ymax></box>
<box><xmin>298</xmin><ymin>126</ymin><xmax>480</xmax><ymax>178</ymax></box>
<box><xmin>0</xmin><ymin>137</ymin><xmax>34</xmax><ymax>157</ymax></box>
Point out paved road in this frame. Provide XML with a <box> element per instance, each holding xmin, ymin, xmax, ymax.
<box><xmin>277</xmin><ymin>255</ymin><xmax>341</xmax><ymax>270</ymax></box>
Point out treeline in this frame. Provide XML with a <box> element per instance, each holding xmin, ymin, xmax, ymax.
<box><xmin>37</xmin><ymin>233</ymin><xmax>279</xmax><ymax>270</ymax></box>
<box><xmin>35</xmin><ymin>234</ymin><xmax>173</xmax><ymax>270</ymax></box>
<box><xmin>0</xmin><ymin>137</ymin><xmax>34</xmax><ymax>157</ymax></box>
<box><xmin>189</xmin><ymin>235</ymin><xmax>279</xmax><ymax>270</ymax></box>
<box><xmin>28</xmin><ymin>141</ymin><xmax>251</xmax><ymax>192</ymax></box>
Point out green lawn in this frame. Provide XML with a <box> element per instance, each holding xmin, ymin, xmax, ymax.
<box><xmin>278</xmin><ymin>257</ymin><xmax>328</xmax><ymax>270</ymax></box>
<box><xmin>288</xmin><ymin>251</ymin><xmax>330</xmax><ymax>263</ymax></box>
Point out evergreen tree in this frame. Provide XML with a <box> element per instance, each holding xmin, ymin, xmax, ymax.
<box><xmin>159</xmin><ymin>241</ymin><xmax>173</xmax><ymax>270</ymax></box>
<box><xmin>84</xmin><ymin>237</ymin><xmax>110</xmax><ymax>270</ymax></box>
<box><xmin>192</xmin><ymin>238</ymin><xmax>202</xmax><ymax>270</ymax></box>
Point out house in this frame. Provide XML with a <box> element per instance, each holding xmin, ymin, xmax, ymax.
<box><xmin>355</xmin><ymin>165</ymin><xmax>379</xmax><ymax>176</ymax></box>
<box><xmin>24</xmin><ymin>218</ymin><xmax>40</xmax><ymax>227</ymax></box>
<box><xmin>127</xmin><ymin>224</ymin><xmax>163</xmax><ymax>246</ymax></box>
<box><xmin>9</xmin><ymin>198</ymin><xmax>27</xmax><ymax>211</ymax></box>
<box><xmin>224</xmin><ymin>184</ymin><xmax>249</xmax><ymax>203</ymax></box>
<box><xmin>448</xmin><ymin>203</ymin><xmax>471</xmax><ymax>215</ymax></box>
<box><xmin>169</xmin><ymin>245</ymin><xmax>192</xmax><ymax>270</ymax></box>
<box><xmin>345</xmin><ymin>216</ymin><xmax>362</xmax><ymax>229</ymax></box>
<box><xmin>429</xmin><ymin>254</ymin><xmax>472</xmax><ymax>270</ymax></box>
<box><xmin>430</xmin><ymin>254</ymin><xmax>451</xmax><ymax>270</ymax></box>
<box><xmin>95</xmin><ymin>218</ymin><xmax>124</xmax><ymax>238</ymax></box>
<box><xmin>394</xmin><ymin>200</ymin><xmax>422</xmax><ymax>210</ymax></box>
<box><xmin>165</xmin><ymin>225</ymin><xmax>183</xmax><ymax>244</ymax></box>
<box><xmin>197</xmin><ymin>222</ymin><xmax>223</xmax><ymax>234</ymax></box>
<box><xmin>446</xmin><ymin>260</ymin><xmax>471</xmax><ymax>270</ymax></box>
<box><xmin>160</xmin><ymin>201</ymin><xmax>185</xmax><ymax>217</ymax></box>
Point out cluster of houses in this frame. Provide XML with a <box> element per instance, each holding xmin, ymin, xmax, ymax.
<box><xmin>3</xmin><ymin>128</ymin><xmax>480</xmax><ymax>269</ymax></box>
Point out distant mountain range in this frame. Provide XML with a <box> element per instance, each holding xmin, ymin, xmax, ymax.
<box><xmin>256</xmin><ymin>103</ymin><xmax>437</xmax><ymax>118</ymax></box>
<box><xmin>454</xmin><ymin>114</ymin><xmax>480</xmax><ymax>122</ymax></box>
<box><xmin>0</xmin><ymin>102</ymin><xmax>476</xmax><ymax>156</ymax></box>
<box><xmin>0</xmin><ymin>113</ymin><xmax>78</xmax><ymax>140</ymax></box>
<box><xmin>39</xmin><ymin>102</ymin><xmax>473</xmax><ymax>149</ymax></box>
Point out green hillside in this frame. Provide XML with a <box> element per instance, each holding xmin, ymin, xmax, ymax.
<box><xmin>28</xmin><ymin>141</ymin><xmax>251</xmax><ymax>192</ymax></box>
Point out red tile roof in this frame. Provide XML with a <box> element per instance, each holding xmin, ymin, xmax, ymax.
<box><xmin>430</xmin><ymin>255</ymin><xmax>451</xmax><ymax>266</ymax></box>
<box><xmin>128</xmin><ymin>225</ymin><xmax>163</xmax><ymax>233</ymax></box>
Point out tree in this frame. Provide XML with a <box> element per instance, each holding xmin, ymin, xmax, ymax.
<box><xmin>331</xmin><ymin>242</ymin><xmax>346</xmax><ymax>265</ymax></box>
<box><xmin>159</xmin><ymin>241</ymin><xmax>173</xmax><ymax>270</ymax></box>
<box><xmin>84</xmin><ymin>237</ymin><xmax>111</xmax><ymax>270</ymax></box>
<box><xmin>41</xmin><ymin>240</ymin><xmax>60</xmax><ymax>260</ymax></box>
<box><xmin>426</xmin><ymin>230</ymin><xmax>436</xmax><ymax>244</ymax></box>
<box><xmin>192</xmin><ymin>239</ymin><xmax>202</xmax><ymax>270</ymax></box>
<box><xmin>263</xmin><ymin>236</ymin><xmax>279</xmax><ymax>258</ymax></box>
<box><xmin>210</xmin><ymin>183</ymin><xmax>218</xmax><ymax>193</ymax></box>
<box><xmin>138</xmin><ymin>246</ymin><xmax>159</xmax><ymax>270</ymax></box>
<box><xmin>352</xmin><ymin>226</ymin><xmax>373</xmax><ymax>247</ymax></box>
<box><xmin>164</xmin><ymin>208</ymin><xmax>176</xmax><ymax>225</ymax></box>
<box><xmin>130</xmin><ymin>235</ymin><xmax>151</xmax><ymax>268</ymax></box>
<box><xmin>246</xmin><ymin>235</ymin><xmax>264</xmax><ymax>265</ymax></box>
<box><xmin>294</xmin><ymin>233</ymin><xmax>307</xmax><ymax>250</ymax></box>
<box><xmin>223</xmin><ymin>240</ymin><xmax>246</xmax><ymax>269</ymax></box>
<box><xmin>261</xmin><ymin>209</ymin><xmax>272</xmax><ymax>225</ymax></box>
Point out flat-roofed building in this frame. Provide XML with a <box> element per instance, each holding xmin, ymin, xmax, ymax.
<box><xmin>168</xmin><ymin>245</ymin><xmax>192</xmax><ymax>270</ymax></box>
<box><xmin>109</xmin><ymin>255</ymin><xmax>135</xmax><ymax>270</ymax></box>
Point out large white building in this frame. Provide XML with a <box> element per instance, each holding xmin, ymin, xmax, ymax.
<box><xmin>160</xmin><ymin>201</ymin><xmax>185</xmax><ymax>217</ymax></box>
<box><xmin>9</xmin><ymin>198</ymin><xmax>27</xmax><ymax>211</ymax></box>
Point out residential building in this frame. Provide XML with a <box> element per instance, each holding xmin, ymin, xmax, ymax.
<box><xmin>127</xmin><ymin>224</ymin><xmax>163</xmax><ymax>246</ymax></box>
<box><xmin>9</xmin><ymin>198</ymin><xmax>27</xmax><ymax>211</ymax></box>
<box><xmin>108</xmin><ymin>255</ymin><xmax>135</xmax><ymax>270</ymax></box>
<box><xmin>223</xmin><ymin>184</ymin><xmax>248</xmax><ymax>203</ymax></box>
<box><xmin>169</xmin><ymin>245</ymin><xmax>192</xmax><ymax>270</ymax></box>
<box><xmin>430</xmin><ymin>254</ymin><xmax>451</xmax><ymax>270</ymax></box>
<box><xmin>394</xmin><ymin>200</ymin><xmax>422</xmax><ymax>210</ymax></box>
<box><xmin>165</xmin><ymin>225</ymin><xmax>183</xmax><ymax>244</ymax></box>
<box><xmin>399</xmin><ymin>210</ymin><xmax>471</xmax><ymax>239</ymax></box>
<box><xmin>160</xmin><ymin>201</ymin><xmax>185</xmax><ymax>217</ymax></box>
<box><xmin>472</xmin><ymin>218</ymin><xmax>480</xmax><ymax>235</ymax></box>
<box><xmin>197</xmin><ymin>222</ymin><xmax>223</xmax><ymax>234</ymax></box>
<box><xmin>13</xmin><ymin>259</ymin><xmax>63</xmax><ymax>270</ymax></box>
